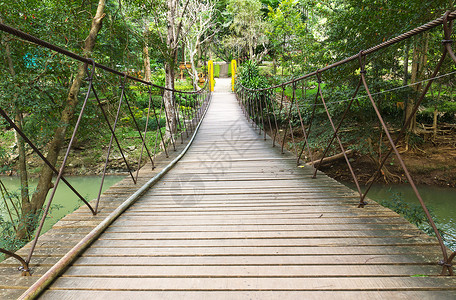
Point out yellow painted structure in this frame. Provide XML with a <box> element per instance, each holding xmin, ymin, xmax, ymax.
<box><xmin>231</xmin><ymin>59</ymin><xmax>237</xmax><ymax>92</ymax></box>
<box><xmin>208</xmin><ymin>60</ymin><xmax>214</xmax><ymax>91</ymax></box>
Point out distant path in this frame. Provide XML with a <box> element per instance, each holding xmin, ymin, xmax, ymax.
<box><xmin>214</xmin><ymin>77</ymin><xmax>232</xmax><ymax>92</ymax></box>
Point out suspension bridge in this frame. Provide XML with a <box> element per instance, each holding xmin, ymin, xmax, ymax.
<box><xmin>0</xmin><ymin>78</ymin><xmax>453</xmax><ymax>299</ymax></box>
<box><xmin>1</xmin><ymin>11</ymin><xmax>456</xmax><ymax>300</ymax></box>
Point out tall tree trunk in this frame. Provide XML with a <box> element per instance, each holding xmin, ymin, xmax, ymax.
<box><xmin>143</xmin><ymin>21</ymin><xmax>151</xmax><ymax>82</ymax></box>
<box><xmin>16</xmin><ymin>0</ymin><xmax>106</xmax><ymax>239</ymax></box>
<box><xmin>403</xmin><ymin>42</ymin><xmax>409</xmax><ymax>86</ymax></box>
<box><xmin>188</xmin><ymin>47</ymin><xmax>199</xmax><ymax>89</ymax></box>
<box><xmin>406</xmin><ymin>44</ymin><xmax>418</xmax><ymax>133</ymax></box>
<box><xmin>450</xmin><ymin>82</ymin><xmax>454</xmax><ymax>102</ymax></box>
<box><xmin>248</xmin><ymin>41</ymin><xmax>254</xmax><ymax>61</ymax></box>
<box><xmin>433</xmin><ymin>108</ymin><xmax>438</xmax><ymax>139</ymax></box>
<box><xmin>433</xmin><ymin>82</ymin><xmax>443</xmax><ymax>140</ymax></box>
<box><xmin>14</xmin><ymin>109</ymin><xmax>30</xmax><ymax>225</ymax></box>
<box><xmin>406</xmin><ymin>34</ymin><xmax>428</xmax><ymax>135</ymax></box>
<box><xmin>273</xmin><ymin>58</ymin><xmax>277</xmax><ymax>75</ymax></box>
<box><xmin>163</xmin><ymin>0</ymin><xmax>179</xmax><ymax>136</ymax></box>
<box><xmin>164</xmin><ymin>61</ymin><xmax>177</xmax><ymax>135</ymax></box>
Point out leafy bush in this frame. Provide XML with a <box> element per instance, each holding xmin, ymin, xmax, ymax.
<box><xmin>176</xmin><ymin>94</ymin><xmax>198</xmax><ymax>108</ymax></box>
<box><xmin>137</xmin><ymin>116</ymin><xmax>166</xmax><ymax>131</ymax></box>
<box><xmin>235</xmin><ymin>60</ymin><xmax>270</xmax><ymax>90</ymax></box>
<box><xmin>174</xmin><ymin>83</ymin><xmax>194</xmax><ymax>91</ymax></box>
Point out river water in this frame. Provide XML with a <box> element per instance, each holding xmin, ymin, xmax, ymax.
<box><xmin>0</xmin><ymin>175</ymin><xmax>124</xmax><ymax>233</ymax></box>
<box><xmin>343</xmin><ymin>182</ymin><xmax>456</xmax><ymax>249</ymax></box>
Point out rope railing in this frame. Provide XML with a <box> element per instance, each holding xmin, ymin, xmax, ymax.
<box><xmin>0</xmin><ymin>23</ymin><xmax>211</xmax><ymax>276</ymax></box>
<box><xmin>235</xmin><ymin>11</ymin><xmax>456</xmax><ymax>276</ymax></box>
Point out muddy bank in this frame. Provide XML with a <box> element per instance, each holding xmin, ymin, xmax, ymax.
<box><xmin>269</xmin><ymin>125</ymin><xmax>456</xmax><ymax>188</ymax></box>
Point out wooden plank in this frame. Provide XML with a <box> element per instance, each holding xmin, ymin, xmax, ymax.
<box><xmin>91</xmin><ymin>237</ymin><xmax>438</xmax><ymax>247</ymax></box>
<box><xmin>110</xmin><ymin>216</ymin><xmax>409</xmax><ymax>225</ymax></box>
<box><xmin>94</xmin><ymin>229</ymin><xmax>427</xmax><ymax>240</ymax></box>
<box><xmin>72</xmin><ymin>254</ymin><xmax>439</xmax><ymax>266</ymax></box>
<box><xmin>125</xmin><ymin>201</ymin><xmax>372</xmax><ymax>207</ymax></box>
<box><xmin>123</xmin><ymin>207</ymin><xmax>394</xmax><ymax>214</ymax></box>
<box><xmin>119</xmin><ymin>212</ymin><xmax>400</xmax><ymax>218</ymax></box>
<box><xmin>0</xmin><ymin>275</ymin><xmax>43</xmax><ymax>290</ymax></box>
<box><xmin>39</xmin><ymin>290</ymin><xmax>456</xmax><ymax>300</ymax></box>
<box><xmin>103</xmin><ymin>223</ymin><xmax>422</xmax><ymax>232</ymax></box>
<box><xmin>0</xmin><ymin>256</ymin><xmax>61</xmax><ymax>267</ymax></box>
<box><xmin>46</xmin><ymin>276</ymin><xmax>456</xmax><ymax>291</ymax></box>
<box><xmin>0</xmin><ymin>265</ymin><xmax>49</xmax><ymax>277</ymax></box>
<box><xmin>145</xmin><ymin>187</ymin><xmax>355</xmax><ymax>194</ymax></box>
<box><xmin>67</xmin><ymin>213</ymin><xmax>403</xmax><ymax>221</ymax></box>
<box><xmin>61</xmin><ymin>265</ymin><xmax>440</xmax><ymax>277</ymax></box>
<box><xmin>80</xmin><ymin>245</ymin><xmax>442</xmax><ymax>257</ymax></box>
<box><xmin>0</xmin><ymin>289</ymin><xmax>27</xmax><ymax>300</ymax></box>
<box><xmin>132</xmin><ymin>194</ymin><xmax>361</xmax><ymax>201</ymax></box>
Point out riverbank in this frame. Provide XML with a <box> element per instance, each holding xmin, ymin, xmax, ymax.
<box><xmin>0</xmin><ymin>175</ymin><xmax>124</xmax><ymax>232</ymax></box>
<box><xmin>0</xmin><ymin>139</ymin><xmax>146</xmax><ymax>177</ymax></box>
<box><xmin>319</xmin><ymin>139</ymin><xmax>456</xmax><ymax>188</ymax></box>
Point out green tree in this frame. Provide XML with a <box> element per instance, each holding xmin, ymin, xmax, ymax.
<box><xmin>323</xmin><ymin>0</ymin><xmax>454</xmax><ymax>136</ymax></box>
<box><xmin>225</xmin><ymin>0</ymin><xmax>268</xmax><ymax>62</ymax></box>
<box><xmin>0</xmin><ymin>0</ymin><xmax>107</xmax><ymax>240</ymax></box>
<box><xmin>266</xmin><ymin>0</ymin><xmax>308</xmax><ymax>76</ymax></box>
<box><xmin>182</xmin><ymin>0</ymin><xmax>218</xmax><ymax>89</ymax></box>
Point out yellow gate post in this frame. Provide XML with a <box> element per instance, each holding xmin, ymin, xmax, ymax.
<box><xmin>231</xmin><ymin>59</ymin><xmax>237</xmax><ymax>92</ymax></box>
<box><xmin>208</xmin><ymin>60</ymin><xmax>214</xmax><ymax>92</ymax></box>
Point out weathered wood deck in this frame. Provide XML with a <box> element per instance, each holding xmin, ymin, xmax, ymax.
<box><xmin>7</xmin><ymin>79</ymin><xmax>456</xmax><ymax>299</ymax></box>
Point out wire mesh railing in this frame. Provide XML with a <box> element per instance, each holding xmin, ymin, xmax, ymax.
<box><xmin>235</xmin><ymin>11</ymin><xmax>456</xmax><ymax>276</ymax></box>
<box><xmin>0</xmin><ymin>22</ymin><xmax>211</xmax><ymax>276</ymax></box>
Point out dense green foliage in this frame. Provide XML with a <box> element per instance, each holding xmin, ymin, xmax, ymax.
<box><xmin>236</xmin><ymin>61</ymin><xmax>269</xmax><ymax>90</ymax></box>
<box><xmin>226</xmin><ymin>0</ymin><xmax>456</xmax><ymax>160</ymax></box>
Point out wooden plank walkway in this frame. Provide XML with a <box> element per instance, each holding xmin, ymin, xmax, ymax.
<box><xmin>34</xmin><ymin>79</ymin><xmax>456</xmax><ymax>298</ymax></box>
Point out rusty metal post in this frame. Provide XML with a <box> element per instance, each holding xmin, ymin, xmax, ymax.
<box><xmin>297</xmin><ymin>83</ymin><xmax>319</xmax><ymax>164</ymax></box>
<box><xmin>312</xmin><ymin>78</ymin><xmax>362</xmax><ymax>175</ymax></box>
<box><xmin>26</xmin><ymin>61</ymin><xmax>96</xmax><ymax>266</ymax></box>
<box><xmin>316</xmin><ymin>72</ymin><xmax>365</xmax><ymax>206</ymax></box>
<box><xmin>294</xmin><ymin>81</ymin><xmax>316</xmax><ymax>167</ymax></box>
<box><xmin>358</xmin><ymin>53</ymin><xmax>451</xmax><ymax>275</ymax></box>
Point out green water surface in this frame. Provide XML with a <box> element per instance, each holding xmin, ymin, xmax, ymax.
<box><xmin>344</xmin><ymin>182</ymin><xmax>456</xmax><ymax>248</ymax></box>
<box><xmin>0</xmin><ymin>175</ymin><xmax>124</xmax><ymax>233</ymax></box>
